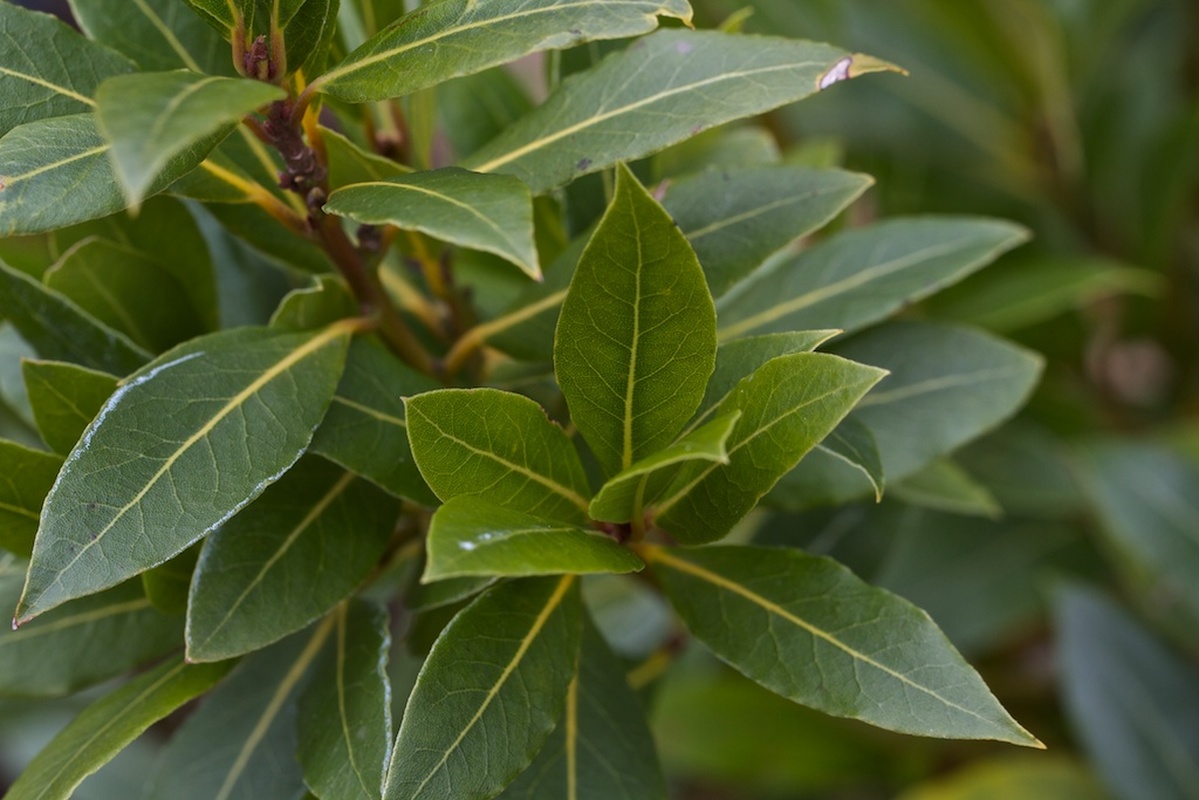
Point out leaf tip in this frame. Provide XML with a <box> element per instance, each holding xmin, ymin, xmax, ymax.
<box><xmin>818</xmin><ymin>53</ymin><xmax>907</xmax><ymax>91</ymax></box>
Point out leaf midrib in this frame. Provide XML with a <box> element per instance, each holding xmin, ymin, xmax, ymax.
<box><xmin>0</xmin><ymin>65</ymin><xmax>95</xmax><ymax>106</ymax></box>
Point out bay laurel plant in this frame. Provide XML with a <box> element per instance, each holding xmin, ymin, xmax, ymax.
<box><xmin>0</xmin><ymin>0</ymin><xmax>1046</xmax><ymax>797</ymax></box>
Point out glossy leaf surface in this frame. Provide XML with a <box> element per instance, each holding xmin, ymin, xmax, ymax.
<box><xmin>315</xmin><ymin>0</ymin><xmax>692</xmax><ymax>102</ymax></box>
<box><xmin>68</xmin><ymin>0</ymin><xmax>236</xmax><ymax>75</ymax></box>
<box><xmin>424</xmin><ymin>497</ymin><xmax>643</xmax><ymax>581</ymax></box>
<box><xmin>384</xmin><ymin>576</ymin><xmax>582</xmax><ymax>800</ymax></box>
<box><xmin>647</xmin><ymin>545</ymin><xmax>1040</xmax><ymax>746</ymax></box>
<box><xmin>16</xmin><ymin>323</ymin><xmax>355</xmax><ymax>623</ymax></box>
<box><xmin>555</xmin><ymin>163</ymin><xmax>716</xmax><ymax>477</ymax></box>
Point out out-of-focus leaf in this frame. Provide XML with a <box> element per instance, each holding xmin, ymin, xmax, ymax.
<box><xmin>424</xmin><ymin>497</ymin><xmax>643</xmax><ymax>581</ymax></box>
<box><xmin>314</xmin><ymin>0</ymin><xmax>692</xmax><ymax>102</ymax></box>
<box><xmin>4</xmin><ymin>657</ymin><xmax>231</xmax><ymax>800</ymax></box>
<box><xmin>0</xmin><ymin>3</ymin><xmax>135</xmax><ymax>138</ymax></box>
<box><xmin>383</xmin><ymin>576</ymin><xmax>582</xmax><ymax>800</ymax></box>
<box><xmin>16</xmin><ymin>323</ymin><xmax>355</xmax><ymax>623</ymax></box>
<box><xmin>891</xmin><ymin>458</ymin><xmax>1002</xmax><ymax>518</ymax></box>
<box><xmin>555</xmin><ymin>163</ymin><xmax>716</xmax><ymax>477</ymax></box>
<box><xmin>141</xmin><ymin>546</ymin><xmax>198</xmax><ymax>616</ymax></box>
<box><xmin>68</xmin><ymin>0</ymin><xmax>236</xmax><ymax>75</ymax></box>
<box><xmin>646</xmin><ymin>544</ymin><xmax>1041</xmax><ymax>746</ymax></box>
<box><xmin>438</xmin><ymin>67</ymin><xmax>533</xmax><ymax>160</ymax></box>
<box><xmin>896</xmin><ymin>756</ymin><xmax>1108</xmax><ymax>800</ymax></box>
<box><xmin>186</xmin><ymin>457</ymin><xmax>399</xmax><ymax>661</ymax></box>
<box><xmin>0</xmin><ymin>440</ymin><xmax>61</xmax><ymax>557</ymax></box>
<box><xmin>464</xmin><ymin>30</ymin><xmax>899</xmax><ymax>192</ymax></box>
<box><xmin>1057</xmin><ymin>585</ymin><xmax>1199</xmax><ymax>800</ymax></box>
<box><xmin>270</xmin><ymin>275</ymin><xmax>358</xmax><ymax>331</ymax></box>
<box><xmin>956</xmin><ymin>423</ymin><xmax>1084</xmax><ymax>518</ymax></box>
<box><xmin>652</xmin><ymin>125</ymin><xmax>780</xmax><ymax>180</ymax></box>
<box><xmin>321</xmin><ymin>125</ymin><xmax>410</xmax><ymax>190</ymax></box>
<box><xmin>404</xmin><ymin>574</ymin><xmax>495</xmax><ymax>613</ymax></box>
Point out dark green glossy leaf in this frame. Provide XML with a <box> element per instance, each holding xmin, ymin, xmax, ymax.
<box><xmin>1057</xmin><ymin>585</ymin><xmax>1199</xmax><ymax>800</ymax></box>
<box><xmin>0</xmin><ymin>440</ymin><xmax>61</xmax><ymax>557</ymax></box>
<box><xmin>186</xmin><ymin>456</ymin><xmax>399</xmax><ymax>661</ymax></box>
<box><xmin>406</xmin><ymin>388</ymin><xmax>592</xmax><ymax>524</ymax></box>
<box><xmin>95</xmin><ymin>71</ymin><xmax>284</xmax><ymax>207</ymax></box>
<box><xmin>646</xmin><ymin>544</ymin><xmax>1040</xmax><ymax>746</ymax></box>
<box><xmin>0</xmin><ymin>3</ymin><xmax>135</xmax><ymax>137</ymax></box>
<box><xmin>312</xmin><ymin>337</ymin><xmax>439</xmax><ymax>505</ymax></box>
<box><xmin>500</xmin><ymin>616</ymin><xmax>666</xmax><ymax>799</ymax></box>
<box><xmin>298</xmin><ymin>599</ymin><xmax>392</xmax><ymax>800</ymax></box>
<box><xmin>0</xmin><ymin>257</ymin><xmax>150</xmax><ymax>375</ymax></box>
<box><xmin>383</xmin><ymin>576</ymin><xmax>582</xmax><ymax>800</ymax></box>
<box><xmin>44</xmin><ymin>238</ymin><xmax>206</xmax><ymax>353</ymax></box>
<box><xmin>717</xmin><ymin>217</ymin><xmax>1029</xmax><ymax>341</ymax></box>
<box><xmin>68</xmin><ymin>0</ymin><xmax>236</xmax><ymax>75</ymax></box>
<box><xmin>653</xmin><ymin>353</ymin><xmax>885</xmax><ymax>545</ymax></box>
<box><xmin>16</xmin><ymin>323</ymin><xmax>356</xmax><ymax>623</ymax></box>
<box><xmin>555</xmin><ymin>163</ymin><xmax>716</xmax><ymax>477</ymax></box>
<box><xmin>147</xmin><ymin>623</ymin><xmax>333</xmax><ymax>800</ymax></box>
<box><xmin>424</xmin><ymin>497</ymin><xmax>643</xmax><ymax>581</ymax></box>
<box><xmin>282</xmin><ymin>0</ymin><xmax>341</xmax><ymax>75</ymax></box>
<box><xmin>314</xmin><ymin>0</ymin><xmax>692</xmax><ymax>102</ymax></box>
<box><xmin>21</xmin><ymin>360</ymin><xmax>117</xmax><ymax>456</ymax></box>
<box><xmin>325</xmin><ymin>168</ymin><xmax>540</xmax><ymax>279</ymax></box>
<box><xmin>0</xmin><ymin>562</ymin><xmax>182</xmax><ymax>697</ymax></box>
<box><xmin>661</xmin><ymin>166</ymin><xmax>872</xmax><ymax>298</ymax></box>
<box><xmin>4</xmin><ymin>656</ymin><xmax>231</xmax><ymax>800</ymax></box>
<box><xmin>141</xmin><ymin>546</ymin><xmax>199</xmax><ymax>615</ymax></box>
<box><xmin>270</xmin><ymin>274</ymin><xmax>358</xmax><ymax>331</ymax></box>
<box><xmin>464</xmin><ymin>30</ymin><xmax>898</xmax><ymax>192</ymax></box>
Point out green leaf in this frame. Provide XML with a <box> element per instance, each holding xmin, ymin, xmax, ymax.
<box><xmin>15</xmin><ymin>322</ymin><xmax>356</xmax><ymax>624</ymax></box>
<box><xmin>147</xmin><ymin>622</ymin><xmax>333</xmax><ymax>800</ymax></box>
<box><xmin>405</xmin><ymin>574</ymin><xmax>495</xmax><ymax>612</ymax></box>
<box><xmin>0</xmin><ymin>3</ymin><xmax>135</xmax><ymax>137</ymax></box>
<box><xmin>589</xmin><ymin>411</ymin><xmax>740</xmax><ymax>524</ymax></box>
<box><xmin>500</xmin><ymin>616</ymin><xmax>666</xmax><ymax>800</ymax></box>
<box><xmin>424</xmin><ymin>497</ymin><xmax>643</xmax><ymax>582</ymax></box>
<box><xmin>896</xmin><ymin>756</ymin><xmax>1108</xmax><ymax>800</ymax></box>
<box><xmin>383</xmin><ymin>576</ymin><xmax>583</xmax><ymax>800</ymax></box>
<box><xmin>298</xmin><ymin>599</ymin><xmax>392</xmax><ymax>800</ymax></box>
<box><xmin>281</xmin><ymin>0</ymin><xmax>341</xmax><ymax>75</ymax></box>
<box><xmin>21</xmin><ymin>361</ymin><xmax>117</xmax><ymax>457</ymax></box>
<box><xmin>68</xmin><ymin>0</ymin><xmax>237</xmax><ymax>75</ymax></box>
<box><xmin>438</xmin><ymin>67</ymin><xmax>533</xmax><ymax>160</ymax></box>
<box><xmin>891</xmin><ymin>458</ymin><xmax>1002</xmax><ymax>518</ymax></box>
<box><xmin>661</xmin><ymin>166</ymin><xmax>873</xmax><ymax>298</ymax></box>
<box><xmin>270</xmin><ymin>274</ymin><xmax>358</xmax><ymax>330</ymax></box>
<box><xmin>321</xmin><ymin>124</ymin><xmax>410</xmax><ymax>191</ymax></box>
<box><xmin>3</xmin><ymin>656</ymin><xmax>231</xmax><ymax>800</ymax></box>
<box><xmin>814</xmin><ymin>417</ymin><xmax>886</xmax><ymax>502</ymax></box>
<box><xmin>405</xmin><ymin>388</ymin><xmax>592</xmax><ymax>525</ymax></box>
<box><xmin>311</xmin><ymin>337</ymin><xmax>439</xmax><ymax>505</ymax></box>
<box><xmin>0</xmin><ymin>257</ymin><xmax>150</xmax><ymax>375</ymax></box>
<box><xmin>0</xmin><ymin>565</ymin><xmax>182</xmax><ymax>697</ymax></box>
<box><xmin>653</xmin><ymin>353</ymin><xmax>886</xmax><ymax>545</ymax></box>
<box><xmin>95</xmin><ymin>70</ymin><xmax>285</xmax><ymax>207</ymax></box>
<box><xmin>0</xmin><ymin>440</ymin><xmax>61</xmax><ymax>557</ymax></box>
<box><xmin>645</xmin><ymin>544</ymin><xmax>1041</xmax><ymax>746</ymax></box>
<box><xmin>44</xmin><ymin>238</ymin><xmax>207</xmax><ymax>353</ymax></box>
<box><xmin>464</xmin><ymin>30</ymin><xmax>898</xmax><ymax>192</ymax></box>
<box><xmin>141</xmin><ymin>546</ymin><xmax>199</xmax><ymax>615</ymax></box>
<box><xmin>652</xmin><ymin>124</ymin><xmax>781</xmax><ymax>181</ymax></box>
<box><xmin>1073</xmin><ymin>442</ymin><xmax>1199</xmax><ymax>626</ymax></box>
<box><xmin>325</xmin><ymin>168</ymin><xmax>541</xmax><ymax>279</ymax></box>
<box><xmin>555</xmin><ymin>163</ymin><xmax>716</xmax><ymax>477</ymax></box>
<box><xmin>313</xmin><ymin>0</ymin><xmax>693</xmax><ymax>102</ymax></box>
<box><xmin>716</xmin><ymin>217</ymin><xmax>1029</xmax><ymax>341</ymax></box>
<box><xmin>186</xmin><ymin>457</ymin><xmax>398</xmax><ymax>661</ymax></box>
<box><xmin>1057</xmin><ymin>585</ymin><xmax>1199</xmax><ymax>800</ymax></box>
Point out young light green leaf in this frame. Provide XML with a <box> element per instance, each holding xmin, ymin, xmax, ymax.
<box><xmin>0</xmin><ymin>440</ymin><xmax>62</xmax><ymax>557</ymax></box>
<box><xmin>325</xmin><ymin>168</ymin><xmax>540</xmax><ymax>279</ymax></box>
<box><xmin>717</xmin><ymin>217</ymin><xmax>1029</xmax><ymax>341</ymax></box>
<box><xmin>270</xmin><ymin>274</ymin><xmax>358</xmax><ymax>331</ymax></box>
<box><xmin>384</xmin><ymin>576</ymin><xmax>582</xmax><ymax>800</ymax></box>
<box><xmin>68</xmin><ymin>0</ymin><xmax>237</xmax><ymax>75</ymax></box>
<box><xmin>555</xmin><ymin>163</ymin><xmax>716</xmax><ymax>477</ymax></box>
<box><xmin>1057</xmin><ymin>585</ymin><xmax>1199</xmax><ymax>800</ymax></box>
<box><xmin>312</xmin><ymin>337</ymin><xmax>439</xmax><ymax>505</ymax></box>
<box><xmin>0</xmin><ymin>2</ymin><xmax>135</xmax><ymax>137</ymax></box>
<box><xmin>186</xmin><ymin>457</ymin><xmax>400</xmax><ymax>662</ymax></box>
<box><xmin>500</xmin><ymin>616</ymin><xmax>667</xmax><ymax>800</ymax></box>
<box><xmin>0</xmin><ymin>258</ymin><xmax>151</xmax><ymax>375</ymax></box>
<box><xmin>321</xmin><ymin>124</ymin><xmax>411</xmax><ymax>190</ymax></box>
<box><xmin>645</xmin><ymin>544</ymin><xmax>1041</xmax><ymax>746</ymax></box>
<box><xmin>15</xmin><ymin>322</ymin><xmax>357</xmax><ymax>624</ymax></box>
<box><xmin>4</xmin><ymin>656</ymin><xmax>232</xmax><ymax>800</ymax></box>
<box><xmin>405</xmin><ymin>388</ymin><xmax>592</xmax><ymax>524</ymax></box>
<box><xmin>147</xmin><ymin>622</ymin><xmax>333</xmax><ymax>800</ymax></box>
<box><xmin>661</xmin><ymin>166</ymin><xmax>873</xmax><ymax>298</ymax></box>
<box><xmin>0</xmin><ymin>570</ymin><xmax>182</xmax><ymax>697</ymax></box>
<box><xmin>95</xmin><ymin>71</ymin><xmax>285</xmax><ymax>207</ymax></box>
<box><xmin>21</xmin><ymin>361</ymin><xmax>116</xmax><ymax>457</ymax></box>
<box><xmin>424</xmin><ymin>497</ymin><xmax>643</xmax><ymax>582</ymax></box>
<box><xmin>654</xmin><ymin>353</ymin><xmax>886</xmax><ymax>545</ymax></box>
<box><xmin>45</xmin><ymin>238</ymin><xmax>207</xmax><ymax>353</ymax></box>
<box><xmin>589</xmin><ymin>411</ymin><xmax>740</xmax><ymax>524</ymax></box>
<box><xmin>891</xmin><ymin>458</ymin><xmax>1002</xmax><ymax>518</ymax></box>
<box><xmin>313</xmin><ymin>0</ymin><xmax>693</xmax><ymax>102</ymax></box>
<box><xmin>1073</xmin><ymin>442</ymin><xmax>1199</xmax><ymax>626</ymax></box>
<box><xmin>464</xmin><ymin>30</ymin><xmax>899</xmax><ymax>192</ymax></box>
<box><xmin>298</xmin><ymin>599</ymin><xmax>392</xmax><ymax>800</ymax></box>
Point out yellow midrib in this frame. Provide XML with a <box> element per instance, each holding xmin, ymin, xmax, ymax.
<box><xmin>0</xmin><ymin>66</ymin><xmax>95</xmax><ymax>106</ymax></box>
